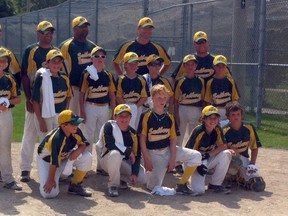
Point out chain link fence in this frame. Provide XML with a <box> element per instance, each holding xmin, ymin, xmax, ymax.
<box><xmin>0</xmin><ymin>0</ymin><xmax>287</xmax><ymax>131</ymax></box>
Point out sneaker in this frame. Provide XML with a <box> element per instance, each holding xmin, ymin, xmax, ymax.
<box><xmin>208</xmin><ymin>184</ymin><xmax>231</xmax><ymax>194</ymax></box>
<box><xmin>68</xmin><ymin>183</ymin><xmax>92</xmax><ymax>197</ymax></box>
<box><xmin>175</xmin><ymin>165</ymin><xmax>184</xmax><ymax>174</ymax></box>
<box><xmin>59</xmin><ymin>174</ymin><xmax>73</xmax><ymax>184</ymax></box>
<box><xmin>119</xmin><ymin>180</ymin><xmax>128</xmax><ymax>190</ymax></box>
<box><xmin>96</xmin><ymin>169</ymin><xmax>109</xmax><ymax>176</ymax></box>
<box><xmin>4</xmin><ymin>181</ymin><xmax>22</xmax><ymax>191</ymax></box>
<box><xmin>175</xmin><ymin>184</ymin><xmax>199</xmax><ymax>196</ymax></box>
<box><xmin>20</xmin><ymin>171</ymin><xmax>31</xmax><ymax>183</ymax></box>
<box><xmin>108</xmin><ymin>186</ymin><xmax>119</xmax><ymax>197</ymax></box>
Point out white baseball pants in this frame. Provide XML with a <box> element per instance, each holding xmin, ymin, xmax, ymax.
<box><xmin>0</xmin><ymin>110</ymin><xmax>16</xmax><ymax>184</ymax></box>
<box><xmin>146</xmin><ymin>146</ymin><xmax>201</xmax><ymax>191</ymax></box>
<box><xmin>100</xmin><ymin>150</ymin><xmax>147</xmax><ymax>188</ymax></box>
<box><xmin>190</xmin><ymin>149</ymin><xmax>232</xmax><ymax>194</ymax></box>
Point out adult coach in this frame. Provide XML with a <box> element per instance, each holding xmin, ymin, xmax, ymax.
<box><xmin>0</xmin><ymin>24</ymin><xmax>21</xmax><ymax>87</ymax></box>
<box><xmin>171</xmin><ymin>31</ymin><xmax>231</xmax><ymax>83</ymax></box>
<box><xmin>112</xmin><ymin>17</ymin><xmax>171</xmax><ymax>76</ymax></box>
<box><xmin>59</xmin><ymin>16</ymin><xmax>96</xmax><ymax>115</ymax></box>
<box><xmin>20</xmin><ymin>21</ymin><xmax>56</xmax><ymax>182</ymax></box>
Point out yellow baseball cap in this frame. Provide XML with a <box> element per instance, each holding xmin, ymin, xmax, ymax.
<box><xmin>138</xmin><ymin>17</ymin><xmax>154</xmax><ymax>28</ymax></box>
<box><xmin>213</xmin><ymin>55</ymin><xmax>227</xmax><ymax>66</ymax></box>
<box><xmin>91</xmin><ymin>46</ymin><xmax>106</xmax><ymax>56</ymax></box>
<box><xmin>201</xmin><ymin>105</ymin><xmax>220</xmax><ymax>118</ymax></box>
<box><xmin>183</xmin><ymin>54</ymin><xmax>198</xmax><ymax>64</ymax></box>
<box><xmin>58</xmin><ymin>110</ymin><xmax>84</xmax><ymax>125</ymax></box>
<box><xmin>114</xmin><ymin>104</ymin><xmax>132</xmax><ymax>115</ymax></box>
<box><xmin>46</xmin><ymin>49</ymin><xmax>64</xmax><ymax>61</ymax></box>
<box><xmin>193</xmin><ymin>31</ymin><xmax>208</xmax><ymax>42</ymax></box>
<box><xmin>0</xmin><ymin>47</ymin><xmax>10</xmax><ymax>59</ymax></box>
<box><xmin>123</xmin><ymin>52</ymin><xmax>139</xmax><ymax>63</ymax></box>
<box><xmin>146</xmin><ymin>54</ymin><xmax>164</xmax><ymax>65</ymax></box>
<box><xmin>72</xmin><ymin>16</ymin><xmax>90</xmax><ymax>28</ymax></box>
<box><xmin>37</xmin><ymin>21</ymin><xmax>55</xmax><ymax>32</ymax></box>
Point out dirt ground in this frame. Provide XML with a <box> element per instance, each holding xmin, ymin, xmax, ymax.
<box><xmin>0</xmin><ymin>144</ymin><xmax>287</xmax><ymax>216</ymax></box>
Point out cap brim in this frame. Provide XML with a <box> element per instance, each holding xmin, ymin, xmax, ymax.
<box><xmin>214</xmin><ymin>61</ymin><xmax>227</xmax><ymax>66</ymax></box>
<box><xmin>69</xmin><ymin>117</ymin><xmax>84</xmax><ymax>125</ymax></box>
<box><xmin>49</xmin><ymin>55</ymin><xmax>64</xmax><ymax>61</ymax></box>
<box><xmin>141</xmin><ymin>24</ymin><xmax>154</xmax><ymax>28</ymax></box>
<box><xmin>41</xmin><ymin>27</ymin><xmax>55</xmax><ymax>32</ymax></box>
<box><xmin>183</xmin><ymin>59</ymin><xmax>198</xmax><ymax>64</ymax></box>
<box><xmin>92</xmin><ymin>49</ymin><xmax>106</xmax><ymax>56</ymax></box>
<box><xmin>204</xmin><ymin>112</ymin><xmax>220</xmax><ymax>117</ymax></box>
<box><xmin>150</xmin><ymin>57</ymin><xmax>164</xmax><ymax>64</ymax></box>
<box><xmin>127</xmin><ymin>58</ymin><xmax>139</xmax><ymax>63</ymax></box>
<box><xmin>0</xmin><ymin>54</ymin><xmax>9</xmax><ymax>58</ymax></box>
<box><xmin>115</xmin><ymin>110</ymin><xmax>132</xmax><ymax>116</ymax></box>
<box><xmin>78</xmin><ymin>22</ymin><xmax>90</xmax><ymax>27</ymax></box>
<box><xmin>194</xmin><ymin>38</ymin><xmax>207</xmax><ymax>42</ymax></box>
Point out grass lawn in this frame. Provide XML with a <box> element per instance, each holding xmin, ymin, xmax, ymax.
<box><xmin>11</xmin><ymin>93</ymin><xmax>287</xmax><ymax>150</ymax></box>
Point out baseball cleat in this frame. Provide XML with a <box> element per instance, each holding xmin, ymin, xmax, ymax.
<box><xmin>20</xmin><ymin>171</ymin><xmax>31</xmax><ymax>183</ymax></box>
<box><xmin>175</xmin><ymin>184</ymin><xmax>199</xmax><ymax>196</ymax></box>
<box><xmin>108</xmin><ymin>186</ymin><xmax>119</xmax><ymax>197</ymax></box>
<box><xmin>68</xmin><ymin>183</ymin><xmax>92</xmax><ymax>197</ymax></box>
<box><xmin>208</xmin><ymin>184</ymin><xmax>231</xmax><ymax>194</ymax></box>
<box><xmin>4</xmin><ymin>181</ymin><xmax>23</xmax><ymax>191</ymax></box>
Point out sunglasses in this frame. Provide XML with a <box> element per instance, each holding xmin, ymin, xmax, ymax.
<box><xmin>149</xmin><ymin>62</ymin><xmax>163</xmax><ymax>67</ymax></box>
<box><xmin>39</xmin><ymin>30</ymin><xmax>54</xmax><ymax>35</ymax></box>
<box><xmin>93</xmin><ymin>55</ymin><xmax>106</xmax><ymax>59</ymax></box>
<box><xmin>195</xmin><ymin>40</ymin><xmax>207</xmax><ymax>45</ymax></box>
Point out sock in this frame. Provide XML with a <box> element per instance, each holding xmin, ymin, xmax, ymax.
<box><xmin>72</xmin><ymin>169</ymin><xmax>87</xmax><ymax>185</ymax></box>
<box><xmin>178</xmin><ymin>166</ymin><xmax>197</xmax><ymax>185</ymax></box>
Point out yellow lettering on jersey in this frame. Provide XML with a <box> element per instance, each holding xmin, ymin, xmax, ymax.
<box><xmin>180</xmin><ymin>92</ymin><xmax>202</xmax><ymax>104</ymax></box>
<box><xmin>77</xmin><ymin>52</ymin><xmax>92</xmax><ymax>65</ymax></box>
<box><xmin>88</xmin><ymin>86</ymin><xmax>109</xmax><ymax>98</ymax></box>
<box><xmin>148</xmin><ymin>127</ymin><xmax>170</xmax><ymax>142</ymax></box>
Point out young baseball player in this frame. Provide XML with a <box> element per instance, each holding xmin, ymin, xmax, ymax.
<box><xmin>174</xmin><ymin>54</ymin><xmax>205</xmax><ymax>147</ymax></box>
<box><xmin>116</xmin><ymin>52</ymin><xmax>150</xmax><ymax>129</ymax></box>
<box><xmin>223</xmin><ymin>101</ymin><xmax>265</xmax><ymax>192</ymax></box>
<box><xmin>97</xmin><ymin>104</ymin><xmax>147</xmax><ymax>197</ymax></box>
<box><xmin>37</xmin><ymin>110</ymin><xmax>92</xmax><ymax>198</ymax></box>
<box><xmin>143</xmin><ymin>54</ymin><xmax>174</xmax><ymax>113</ymax></box>
<box><xmin>32</xmin><ymin>49</ymin><xmax>72</xmax><ymax>141</ymax></box>
<box><xmin>0</xmin><ymin>48</ymin><xmax>22</xmax><ymax>190</ymax></box>
<box><xmin>186</xmin><ymin>105</ymin><xmax>232</xmax><ymax>194</ymax></box>
<box><xmin>79</xmin><ymin>46</ymin><xmax>116</xmax><ymax>153</ymax></box>
<box><xmin>138</xmin><ymin>84</ymin><xmax>202</xmax><ymax>195</ymax></box>
<box><xmin>204</xmin><ymin>55</ymin><xmax>240</xmax><ymax>125</ymax></box>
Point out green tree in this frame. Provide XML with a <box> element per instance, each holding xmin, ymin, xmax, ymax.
<box><xmin>0</xmin><ymin>0</ymin><xmax>16</xmax><ymax>17</ymax></box>
<box><xmin>12</xmin><ymin>0</ymin><xmax>66</xmax><ymax>14</ymax></box>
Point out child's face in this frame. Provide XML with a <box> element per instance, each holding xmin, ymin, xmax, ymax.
<box><xmin>63</xmin><ymin>123</ymin><xmax>78</xmax><ymax>135</ymax></box>
<box><xmin>48</xmin><ymin>57</ymin><xmax>63</xmax><ymax>73</ymax></box>
<box><xmin>184</xmin><ymin>60</ymin><xmax>197</xmax><ymax>75</ymax></box>
<box><xmin>213</xmin><ymin>63</ymin><xmax>226</xmax><ymax>74</ymax></box>
<box><xmin>124</xmin><ymin>61</ymin><xmax>138</xmax><ymax>74</ymax></box>
<box><xmin>203</xmin><ymin>114</ymin><xmax>219</xmax><ymax>131</ymax></box>
<box><xmin>115</xmin><ymin>112</ymin><xmax>132</xmax><ymax>128</ymax></box>
<box><xmin>148</xmin><ymin>61</ymin><xmax>162</xmax><ymax>75</ymax></box>
<box><xmin>227</xmin><ymin>110</ymin><xmax>243</xmax><ymax>125</ymax></box>
<box><xmin>152</xmin><ymin>92</ymin><xmax>168</xmax><ymax>109</ymax></box>
<box><xmin>91</xmin><ymin>51</ymin><xmax>106</xmax><ymax>68</ymax></box>
<box><xmin>0</xmin><ymin>56</ymin><xmax>9</xmax><ymax>71</ymax></box>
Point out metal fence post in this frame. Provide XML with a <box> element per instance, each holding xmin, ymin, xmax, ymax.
<box><xmin>256</xmin><ymin>0</ymin><xmax>267</xmax><ymax>129</ymax></box>
<box><xmin>143</xmin><ymin>0</ymin><xmax>149</xmax><ymax>17</ymax></box>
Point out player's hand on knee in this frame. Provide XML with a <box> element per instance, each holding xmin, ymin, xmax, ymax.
<box><xmin>197</xmin><ymin>164</ymin><xmax>208</xmax><ymax>176</ymax></box>
<box><xmin>130</xmin><ymin>175</ymin><xmax>137</xmax><ymax>185</ymax></box>
<box><xmin>44</xmin><ymin>179</ymin><xmax>56</xmax><ymax>193</ymax></box>
<box><xmin>167</xmin><ymin>159</ymin><xmax>176</xmax><ymax>172</ymax></box>
<box><xmin>39</xmin><ymin>118</ymin><xmax>48</xmax><ymax>133</ymax></box>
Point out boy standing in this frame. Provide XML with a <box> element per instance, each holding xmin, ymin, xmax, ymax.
<box><xmin>37</xmin><ymin>110</ymin><xmax>92</xmax><ymax>198</ymax></box>
<box><xmin>97</xmin><ymin>104</ymin><xmax>146</xmax><ymax>197</ymax></box>
<box><xmin>138</xmin><ymin>84</ymin><xmax>202</xmax><ymax>195</ymax></box>
<box><xmin>32</xmin><ymin>49</ymin><xmax>72</xmax><ymax>141</ymax></box>
<box><xmin>186</xmin><ymin>105</ymin><xmax>232</xmax><ymax>194</ymax></box>
<box><xmin>0</xmin><ymin>48</ymin><xmax>22</xmax><ymax>190</ymax></box>
<box><xmin>116</xmin><ymin>52</ymin><xmax>149</xmax><ymax>129</ymax></box>
<box><xmin>174</xmin><ymin>54</ymin><xmax>205</xmax><ymax>147</ymax></box>
<box><xmin>223</xmin><ymin>101</ymin><xmax>265</xmax><ymax>192</ymax></box>
<box><xmin>204</xmin><ymin>55</ymin><xmax>240</xmax><ymax>124</ymax></box>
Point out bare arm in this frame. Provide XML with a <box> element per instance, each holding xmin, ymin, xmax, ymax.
<box><xmin>32</xmin><ymin>100</ymin><xmax>47</xmax><ymax>133</ymax></box>
<box><xmin>43</xmin><ymin>164</ymin><xmax>57</xmax><ymax>193</ymax></box>
<box><xmin>22</xmin><ymin>74</ymin><xmax>34</xmax><ymax>112</ymax></box>
<box><xmin>112</xmin><ymin>61</ymin><xmax>123</xmax><ymax>76</ymax></box>
<box><xmin>250</xmin><ymin>148</ymin><xmax>258</xmax><ymax>165</ymax></box>
<box><xmin>79</xmin><ymin>92</ymin><xmax>86</xmax><ymax>120</ymax></box>
<box><xmin>140</xmin><ymin>134</ymin><xmax>153</xmax><ymax>172</ymax></box>
<box><xmin>208</xmin><ymin>144</ymin><xmax>228</xmax><ymax>157</ymax></box>
<box><xmin>116</xmin><ymin>96</ymin><xmax>126</xmax><ymax>105</ymax></box>
<box><xmin>174</xmin><ymin>99</ymin><xmax>180</xmax><ymax>126</ymax></box>
<box><xmin>9</xmin><ymin>95</ymin><xmax>21</xmax><ymax>105</ymax></box>
<box><xmin>136</xmin><ymin>97</ymin><xmax>147</xmax><ymax>108</ymax></box>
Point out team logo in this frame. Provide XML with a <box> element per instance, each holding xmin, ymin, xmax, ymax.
<box><xmin>119</xmin><ymin>104</ymin><xmax>129</xmax><ymax>110</ymax></box>
<box><xmin>79</xmin><ymin>17</ymin><xmax>86</xmax><ymax>22</ymax></box>
<box><xmin>145</xmin><ymin>18</ymin><xmax>152</xmax><ymax>24</ymax></box>
<box><xmin>217</xmin><ymin>56</ymin><xmax>225</xmax><ymax>61</ymax></box>
<box><xmin>208</xmin><ymin>106</ymin><xmax>218</xmax><ymax>112</ymax></box>
<box><xmin>130</xmin><ymin>53</ymin><xmax>137</xmax><ymax>58</ymax></box>
<box><xmin>0</xmin><ymin>48</ymin><xmax>7</xmax><ymax>54</ymax></box>
<box><xmin>197</xmin><ymin>32</ymin><xmax>205</xmax><ymax>37</ymax></box>
<box><xmin>42</xmin><ymin>22</ymin><xmax>50</xmax><ymax>28</ymax></box>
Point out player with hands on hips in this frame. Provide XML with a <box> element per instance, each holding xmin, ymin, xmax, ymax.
<box><xmin>37</xmin><ymin>110</ymin><xmax>92</xmax><ymax>198</ymax></box>
<box><xmin>223</xmin><ymin>101</ymin><xmax>265</xmax><ymax>192</ymax></box>
<box><xmin>186</xmin><ymin>105</ymin><xmax>232</xmax><ymax>194</ymax></box>
<box><xmin>97</xmin><ymin>104</ymin><xmax>147</xmax><ymax>197</ymax></box>
<box><xmin>138</xmin><ymin>84</ymin><xmax>202</xmax><ymax>195</ymax></box>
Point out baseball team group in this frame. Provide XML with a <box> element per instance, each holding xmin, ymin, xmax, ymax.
<box><xmin>0</xmin><ymin>16</ymin><xmax>266</xmax><ymax>199</ymax></box>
